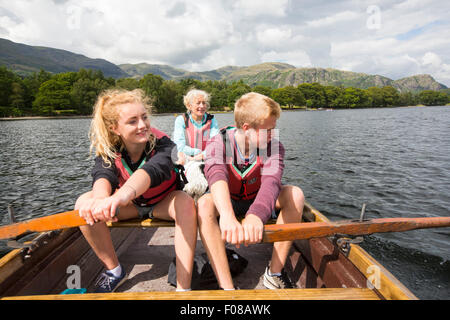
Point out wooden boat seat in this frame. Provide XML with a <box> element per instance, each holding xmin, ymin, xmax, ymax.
<box><xmin>107</xmin><ymin>217</ymin><xmax>175</xmax><ymax>228</ymax></box>
<box><xmin>107</xmin><ymin>217</ymin><xmax>278</xmax><ymax>228</ymax></box>
<box><xmin>2</xmin><ymin>288</ymin><xmax>381</xmax><ymax>300</ymax></box>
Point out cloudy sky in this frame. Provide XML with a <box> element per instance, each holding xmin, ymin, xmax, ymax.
<box><xmin>1</xmin><ymin>0</ymin><xmax>449</xmax><ymax>86</ymax></box>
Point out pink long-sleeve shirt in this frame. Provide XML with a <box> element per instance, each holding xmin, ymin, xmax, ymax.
<box><xmin>204</xmin><ymin>128</ymin><xmax>285</xmax><ymax>223</ymax></box>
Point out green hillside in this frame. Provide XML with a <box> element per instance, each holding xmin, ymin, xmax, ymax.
<box><xmin>393</xmin><ymin>74</ymin><xmax>447</xmax><ymax>92</ymax></box>
<box><xmin>119</xmin><ymin>63</ymin><xmax>243</xmax><ymax>81</ymax></box>
<box><xmin>0</xmin><ymin>38</ymin><xmax>128</xmax><ymax>78</ymax></box>
<box><xmin>119</xmin><ymin>61</ymin><xmax>447</xmax><ymax>92</ymax></box>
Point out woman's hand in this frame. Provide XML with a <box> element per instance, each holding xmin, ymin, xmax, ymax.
<box><xmin>176</xmin><ymin>151</ymin><xmax>186</xmax><ymax>165</ymax></box>
<box><xmin>185</xmin><ymin>153</ymin><xmax>204</xmax><ymax>163</ymax></box>
<box><xmin>192</xmin><ymin>153</ymin><xmax>204</xmax><ymax>161</ymax></box>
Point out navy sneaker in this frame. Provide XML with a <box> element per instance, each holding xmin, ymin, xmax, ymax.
<box><xmin>94</xmin><ymin>268</ymin><xmax>127</xmax><ymax>293</ymax></box>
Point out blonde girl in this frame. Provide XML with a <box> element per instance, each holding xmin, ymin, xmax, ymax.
<box><xmin>75</xmin><ymin>88</ymin><xmax>197</xmax><ymax>293</ymax></box>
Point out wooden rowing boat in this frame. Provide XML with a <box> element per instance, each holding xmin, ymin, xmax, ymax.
<box><xmin>0</xmin><ymin>201</ymin><xmax>418</xmax><ymax>300</ymax></box>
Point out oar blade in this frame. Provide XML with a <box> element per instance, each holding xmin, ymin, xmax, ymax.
<box><xmin>0</xmin><ymin>210</ymin><xmax>86</xmax><ymax>240</ymax></box>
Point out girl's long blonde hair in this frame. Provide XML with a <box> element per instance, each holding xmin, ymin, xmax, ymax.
<box><xmin>89</xmin><ymin>88</ymin><xmax>155</xmax><ymax>166</ymax></box>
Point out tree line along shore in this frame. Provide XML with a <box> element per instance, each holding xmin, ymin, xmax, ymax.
<box><xmin>1</xmin><ymin>66</ymin><xmax>449</xmax><ymax>118</ymax></box>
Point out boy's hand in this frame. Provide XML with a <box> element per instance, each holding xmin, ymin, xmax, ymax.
<box><xmin>242</xmin><ymin>214</ymin><xmax>264</xmax><ymax>246</ymax></box>
<box><xmin>219</xmin><ymin>215</ymin><xmax>244</xmax><ymax>248</ymax></box>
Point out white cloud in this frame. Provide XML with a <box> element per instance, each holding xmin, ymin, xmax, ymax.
<box><xmin>260</xmin><ymin>50</ymin><xmax>312</xmax><ymax>68</ymax></box>
<box><xmin>419</xmin><ymin>52</ymin><xmax>450</xmax><ymax>85</ymax></box>
<box><xmin>232</xmin><ymin>0</ymin><xmax>289</xmax><ymax>17</ymax></box>
<box><xmin>307</xmin><ymin>10</ymin><xmax>359</xmax><ymax>28</ymax></box>
<box><xmin>256</xmin><ymin>26</ymin><xmax>293</xmax><ymax>47</ymax></box>
<box><xmin>393</xmin><ymin>0</ymin><xmax>434</xmax><ymax>10</ymax></box>
<box><xmin>422</xmin><ymin>52</ymin><xmax>442</xmax><ymax>67</ymax></box>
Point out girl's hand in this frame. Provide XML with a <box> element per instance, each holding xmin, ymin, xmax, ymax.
<box><xmin>108</xmin><ymin>186</ymin><xmax>135</xmax><ymax>219</ymax></box>
<box><xmin>79</xmin><ymin>185</ymin><xmax>135</xmax><ymax>224</ymax></box>
<box><xmin>90</xmin><ymin>197</ymin><xmax>119</xmax><ymax>223</ymax></box>
<box><xmin>78</xmin><ymin>197</ymin><xmax>104</xmax><ymax>225</ymax></box>
<box><xmin>95</xmin><ymin>185</ymin><xmax>135</xmax><ymax>221</ymax></box>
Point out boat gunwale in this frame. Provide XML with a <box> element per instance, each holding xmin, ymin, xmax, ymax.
<box><xmin>305</xmin><ymin>202</ymin><xmax>418</xmax><ymax>300</ymax></box>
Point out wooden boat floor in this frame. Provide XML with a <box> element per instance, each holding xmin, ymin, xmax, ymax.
<box><xmin>2</xmin><ymin>226</ymin><xmax>381</xmax><ymax>300</ymax></box>
<box><xmin>94</xmin><ymin>227</ymin><xmax>274</xmax><ymax>293</ymax></box>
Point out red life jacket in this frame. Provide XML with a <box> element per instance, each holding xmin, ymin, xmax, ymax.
<box><xmin>114</xmin><ymin>128</ymin><xmax>177</xmax><ymax>206</ymax></box>
<box><xmin>184</xmin><ymin>112</ymin><xmax>214</xmax><ymax>151</ymax></box>
<box><xmin>220</xmin><ymin>127</ymin><xmax>262</xmax><ymax>201</ymax></box>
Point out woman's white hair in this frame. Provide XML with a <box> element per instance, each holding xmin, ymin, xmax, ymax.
<box><xmin>183</xmin><ymin>89</ymin><xmax>211</xmax><ymax>109</ymax></box>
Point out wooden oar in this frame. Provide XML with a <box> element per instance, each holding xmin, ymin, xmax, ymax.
<box><xmin>262</xmin><ymin>216</ymin><xmax>450</xmax><ymax>243</ymax></box>
<box><xmin>0</xmin><ymin>210</ymin><xmax>85</xmax><ymax>240</ymax></box>
<box><xmin>0</xmin><ymin>210</ymin><xmax>449</xmax><ymax>242</ymax></box>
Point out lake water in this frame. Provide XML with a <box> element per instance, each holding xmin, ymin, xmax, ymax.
<box><xmin>0</xmin><ymin>106</ymin><xmax>449</xmax><ymax>299</ymax></box>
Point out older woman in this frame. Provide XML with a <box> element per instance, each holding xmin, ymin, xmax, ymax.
<box><xmin>173</xmin><ymin>89</ymin><xmax>219</xmax><ymax>164</ymax></box>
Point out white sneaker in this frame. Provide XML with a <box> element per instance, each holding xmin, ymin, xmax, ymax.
<box><xmin>263</xmin><ymin>266</ymin><xmax>296</xmax><ymax>289</ymax></box>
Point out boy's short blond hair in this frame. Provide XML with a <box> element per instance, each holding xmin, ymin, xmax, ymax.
<box><xmin>234</xmin><ymin>92</ymin><xmax>281</xmax><ymax>129</ymax></box>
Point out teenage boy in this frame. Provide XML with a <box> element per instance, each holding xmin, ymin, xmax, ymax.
<box><xmin>197</xmin><ymin>92</ymin><xmax>304</xmax><ymax>290</ymax></box>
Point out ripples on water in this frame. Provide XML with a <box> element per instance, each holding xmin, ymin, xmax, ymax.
<box><xmin>0</xmin><ymin>106</ymin><xmax>449</xmax><ymax>299</ymax></box>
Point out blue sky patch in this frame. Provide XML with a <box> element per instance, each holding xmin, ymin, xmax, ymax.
<box><xmin>395</xmin><ymin>20</ymin><xmax>443</xmax><ymax>41</ymax></box>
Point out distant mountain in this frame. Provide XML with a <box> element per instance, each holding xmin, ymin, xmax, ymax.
<box><xmin>0</xmin><ymin>38</ymin><xmax>128</xmax><ymax>78</ymax></box>
<box><xmin>223</xmin><ymin>65</ymin><xmax>395</xmax><ymax>89</ymax></box>
<box><xmin>221</xmin><ymin>64</ymin><xmax>447</xmax><ymax>92</ymax></box>
<box><xmin>119</xmin><ymin>62</ymin><xmax>447</xmax><ymax>92</ymax></box>
<box><xmin>392</xmin><ymin>74</ymin><xmax>447</xmax><ymax>92</ymax></box>
<box><xmin>119</xmin><ymin>63</ymin><xmax>189</xmax><ymax>80</ymax></box>
<box><xmin>1</xmin><ymin>38</ymin><xmax>446</xmax><ymax>92</ymax></box>
<box><xmin>119</xmin><ymin>63</ymin><xmax>243</xmax><ymax>81</ymax></box>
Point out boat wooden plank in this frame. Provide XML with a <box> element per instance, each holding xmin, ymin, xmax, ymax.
<box><xmin>287</xmin><ymin>250</ymin><xmax>326</xmax><ymax>288</ymax></box>
<box><xmin>0</xmin><ymin>250</ymin><xmax>23</xmax><ymax>286</ymax></box>
<box><xmin>0</xmin><ymin>229</ymin><xmax>77</xmax><ymax>296</ymax></box>
<box><xmin>292</xmin><ymin>238</ymin><xmax>370</xmax><ymax>290</ymax></box>
<box><xmin>2</xmin><ymin>230</ymin><xmax>88</xmax><ymax>296</ymax></box>
<box><xmin>1</xmin><ymin>288</ymin><xmax>381</xmax><ymax>300</ymax></box>
<box><xmin>347</xmin><ymin>244</ymin><xmax>418</xmax><ymax>300</ymax></box>
<box><xmin>52</xmin><ymin>227</ymin><xmax>140</xmax><ymax>294</ymax></box>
